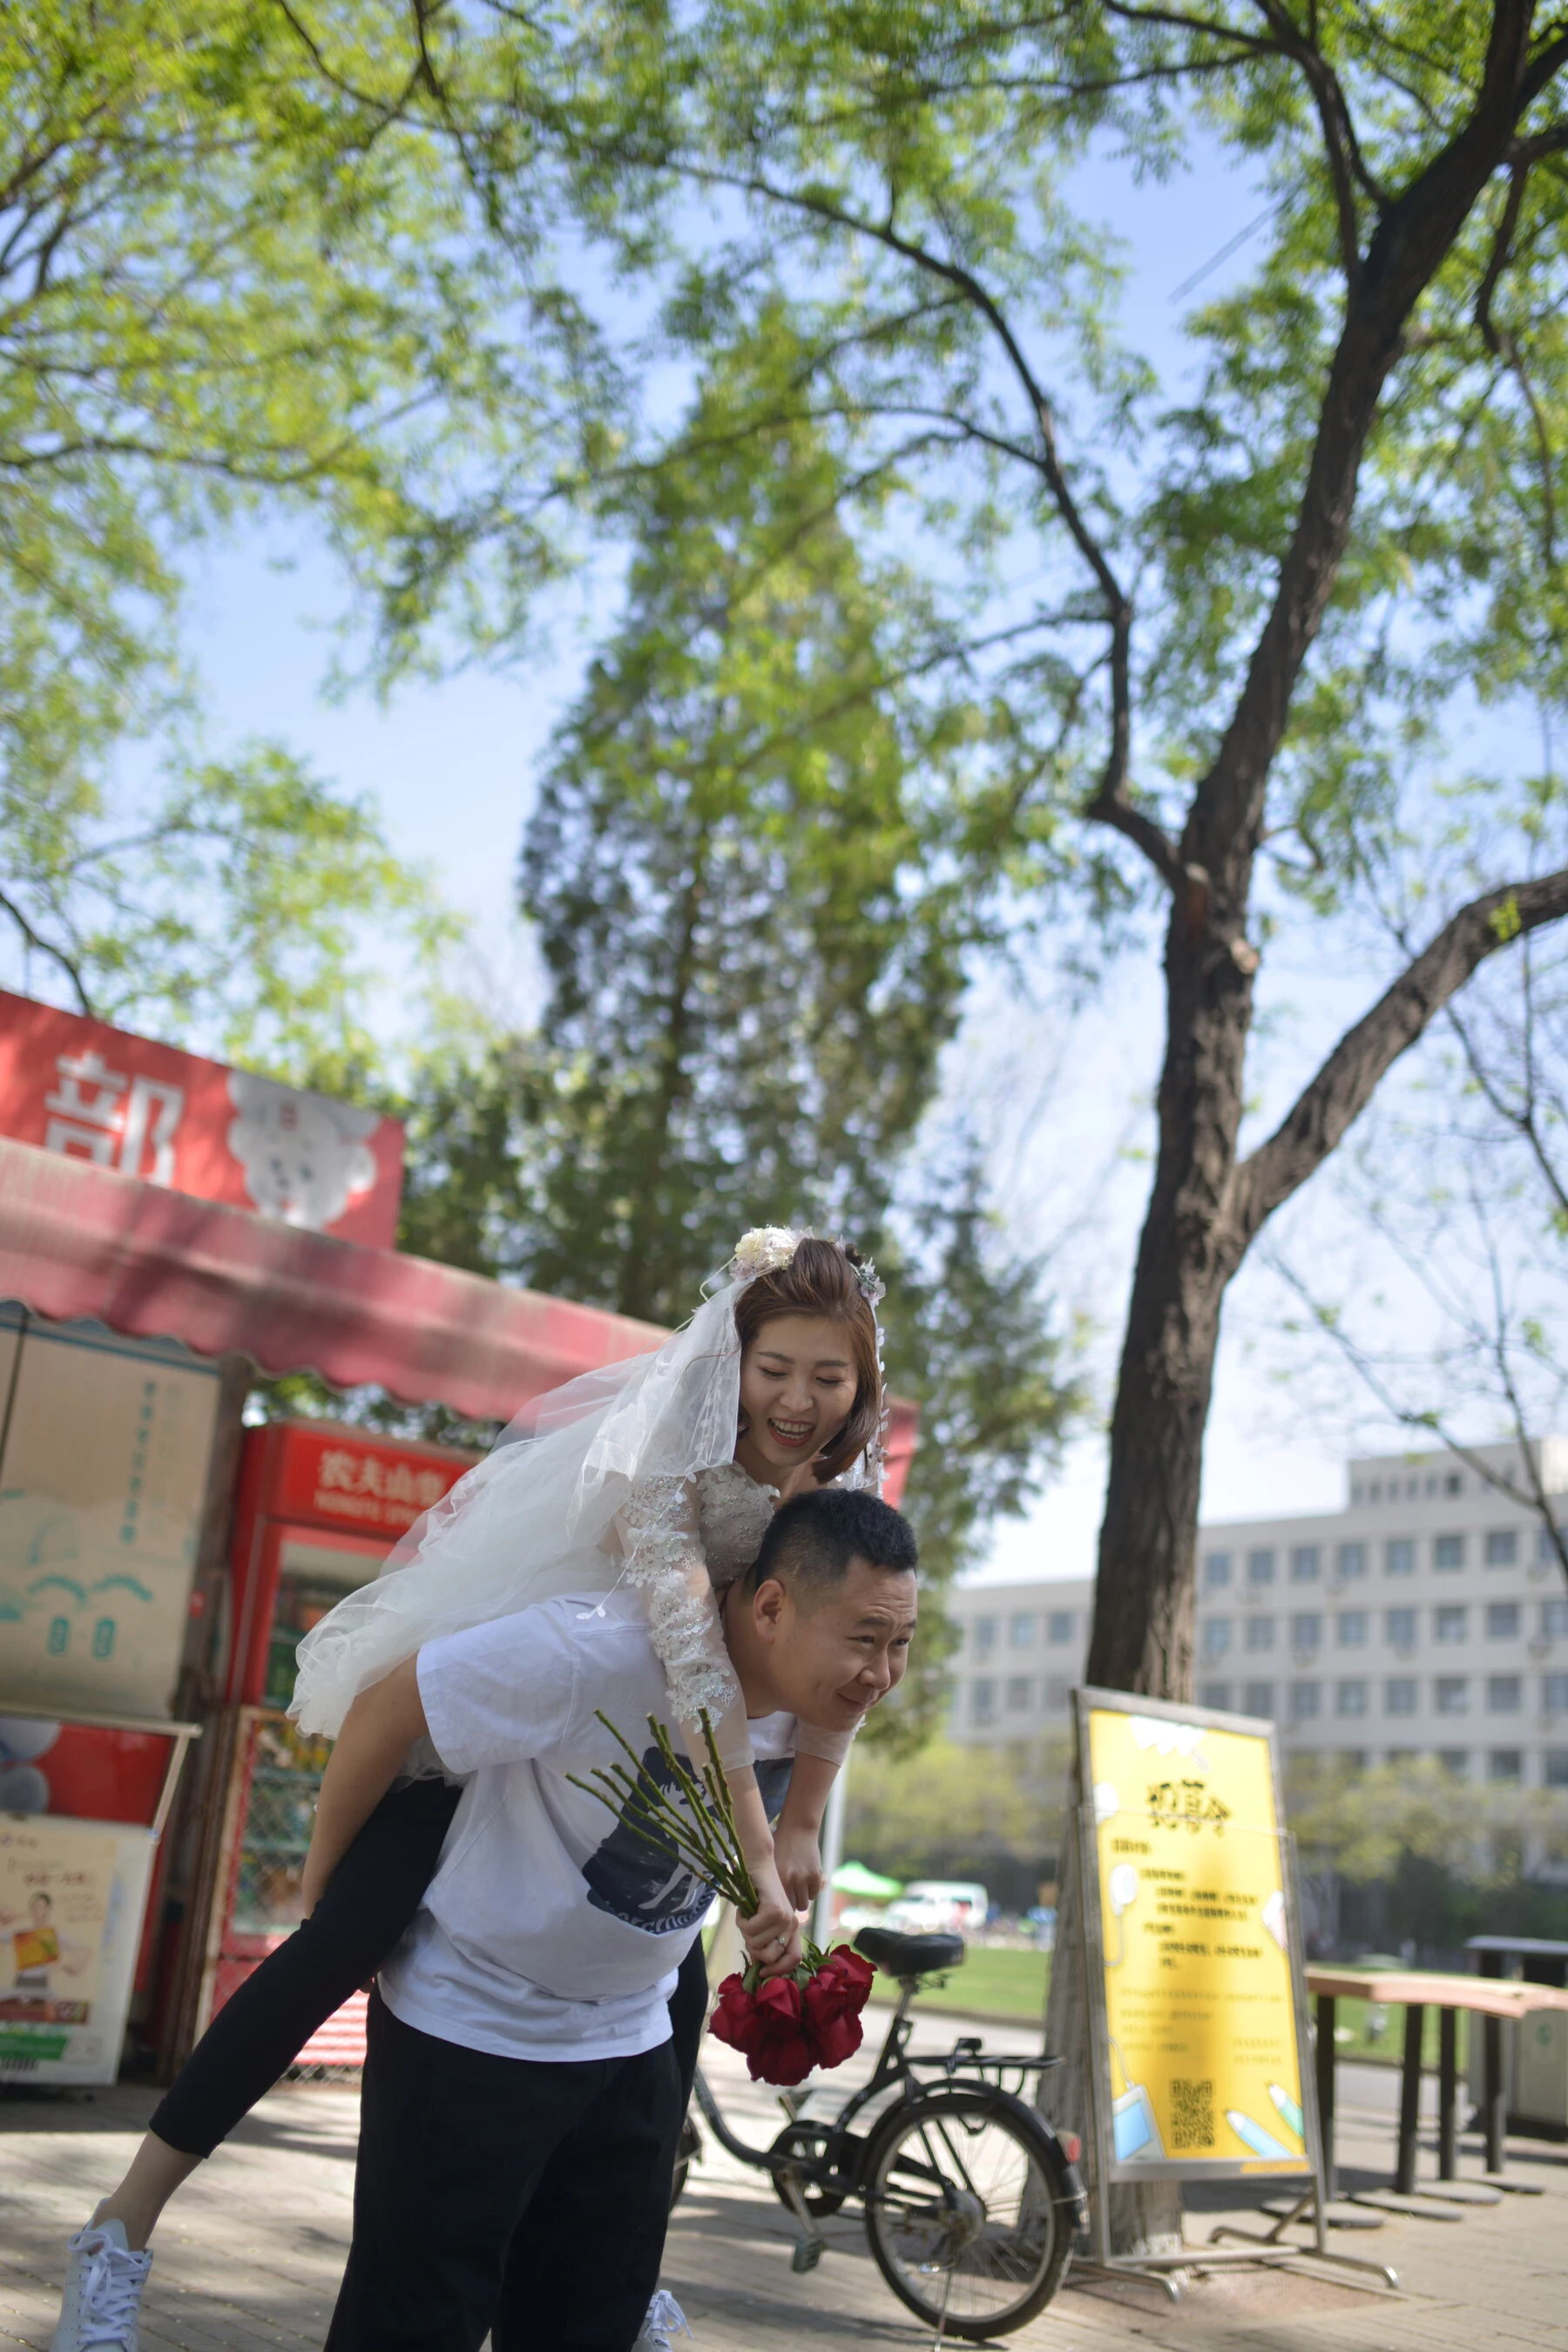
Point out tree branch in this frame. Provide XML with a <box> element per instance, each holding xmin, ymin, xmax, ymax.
<box><xmin>0</xmin><ymin>890</ymin><xmax>95</xmax><ymax>1016</ymax></box>
<box><xmin>1233</xmin><ymin>867</ymin><xmax>1568</xmax><ymax>1242</ymax></box>
<box><xmin>1186</xmin><ymin>0</ymin><xmax>1548</xmax><ymax>896</ymax></box>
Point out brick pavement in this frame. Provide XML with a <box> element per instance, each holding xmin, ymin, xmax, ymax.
<box><xmin>2</xmin><ymin>2014</ymin><xmax>1564</xmax><ymax>2351</ymax></box>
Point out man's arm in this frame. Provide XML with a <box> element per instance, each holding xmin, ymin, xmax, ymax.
<box><xmin>301</xmin><ymin>1657</ymin><xmax>428</xmax><ymax>1915</ymax></box>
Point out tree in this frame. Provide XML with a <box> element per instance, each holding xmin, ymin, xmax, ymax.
<box><xmin>387</xmin><ymin>370</ymin><xmax>1088</xmax><ymax>1730</ymax></box>
<box><xmin>433</xmin><ymin>0</ymin><xmax>1568</xmax><ymax>1706</ymax></box>
<box><xmin>1</xmin><ymin>3</ymin><xmax>605</xmax><ymax>1046</ymax></box>
<box><xmin>845</xmin><ymin>1734</ymin><xmax>1071</xmax><ymax>1895</ymax></box>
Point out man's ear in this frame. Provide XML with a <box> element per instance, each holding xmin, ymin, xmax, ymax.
<box><xmin>751</xmin><ymin>1575</ymin><xmax>789</xmax><ymax>1642</ymax></box>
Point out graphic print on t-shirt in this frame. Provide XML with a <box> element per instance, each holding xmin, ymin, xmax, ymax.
<box><xmin>583</xmin><ymin>1747</ymin><xmax>794</xmax><ymax>1934</ymax></box>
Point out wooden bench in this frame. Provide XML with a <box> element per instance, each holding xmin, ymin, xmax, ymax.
<box><xmin>1306</xmin><ymin>1967</ymin><xmax>1568</xmax><ymax>2200</ymax></box>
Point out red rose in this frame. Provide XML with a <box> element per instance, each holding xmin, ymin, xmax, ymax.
<box><xmin>709</xmin><ymin>1971</ymin><xmax>765</xmax><ymax>2060</ymax></box>
<box><xmin>709</xmin><ymin>1970</ymin><xmax>815</xmax><ymax>2085</ymax></box>
<box><xmin>747</xmin><ymin>1974</ymin><xmax>815</xmax><ymax>2085</ymax></box>
<box><xmin>801</xmin><ymin>1947</ymin><xmax>876</xmax><ymax>2069</ymax></box>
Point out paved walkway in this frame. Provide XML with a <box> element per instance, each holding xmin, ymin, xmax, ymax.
<box><xmin>2</xmin><ymin>2011</ymin><xmax>1564</xmax><ymax>2350</ymax></box>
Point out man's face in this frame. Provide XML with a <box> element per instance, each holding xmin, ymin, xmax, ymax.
<box><xmin>742</xmin><ymin>1558</ymin><xmax>917</xmax><ymax>1729</ymax></box>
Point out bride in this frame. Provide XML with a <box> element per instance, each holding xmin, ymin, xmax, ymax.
<box><xmin>51</xmin><ymin>1229</ymin><xmax>891</xmax><ymax>2352</ymax></box>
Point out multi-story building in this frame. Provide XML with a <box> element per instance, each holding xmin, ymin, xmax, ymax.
<box><xmin>947</xmin><ymin>1440</ymin><xmax>1568</xmax><ymax>1801</ymax></box>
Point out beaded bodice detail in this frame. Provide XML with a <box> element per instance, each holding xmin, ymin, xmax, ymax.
<box><xmin>693</xmin><ymin>1460</ymin><xmax>779</xmax><ymax>1585</ymax></box>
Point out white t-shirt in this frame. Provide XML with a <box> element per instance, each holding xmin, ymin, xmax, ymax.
<box><xmin>376</xmin><ymin>1592</ymin><xmax>799</xmax><ymax>2064</ymax></box>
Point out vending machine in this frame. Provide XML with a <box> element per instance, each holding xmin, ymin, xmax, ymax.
<box><xmin>179</xmin><ymin>1418</ymin><xmax>474</xmax><ymax>2068</ymax></box>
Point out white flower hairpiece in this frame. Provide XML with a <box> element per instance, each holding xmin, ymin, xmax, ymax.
<box><xmin>727</xmin><ymin>1225</ymin><xmax>886</xmax><ymax>1309</ymax></box>
<box><xmin>728</xmin><ymin>1226</ymin><xmax>803</xmax><ymax>1281</ymax></box>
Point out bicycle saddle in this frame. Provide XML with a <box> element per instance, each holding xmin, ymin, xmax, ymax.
<box><xmin>854</xmin><ymin>1927</ymin><xmax>965</xmax><ymax>1978</ymax></box>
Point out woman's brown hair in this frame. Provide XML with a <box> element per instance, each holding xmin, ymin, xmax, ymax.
<box><xmin>732</xmin><ymin>1235</ymin><xmax>883</xmax><ymax>1484</ymax></box>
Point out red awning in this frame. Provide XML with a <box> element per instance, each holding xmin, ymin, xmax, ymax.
<box><xmin>0</xmin><ymin>1138</ymin><xmax>918</xmax><ymax>1494</ymax></box>
<box><xmin>0</xmin><ymin>1135</ymin><xmax>662</xmax><ymax>1422</ymax></box>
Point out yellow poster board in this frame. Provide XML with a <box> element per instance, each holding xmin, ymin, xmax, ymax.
<box><xmin>1078</xmin><ymin>1688</ymin><xmax>1315</xmax><ymax>2182</ymax></box>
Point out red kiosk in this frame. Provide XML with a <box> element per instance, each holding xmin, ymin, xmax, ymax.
<box><xmin>0</xmin><ymin>991</ymin><xmax>916</xmax><ymax>2084</ymax></box>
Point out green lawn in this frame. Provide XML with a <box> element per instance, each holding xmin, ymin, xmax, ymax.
<box><xmin>865</xmin><ymin>1943</ymin><xmax>1050</xmax><ymax>2024</ymax></box>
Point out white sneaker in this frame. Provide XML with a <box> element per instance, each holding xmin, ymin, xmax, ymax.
<box><xmin>632</xmin><ymin>2288</ymin><xmax>693</xmax><ymax>2352</ymax></box>
<box><xmin>51</xmin><ymin>2220</ymin><xmax>152</xmax><ymax>2352</ymax></box>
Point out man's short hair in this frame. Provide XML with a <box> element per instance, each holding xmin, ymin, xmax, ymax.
<box><xmin>745</xmin><ymin>1487</ymin><xmax>917</xmax><ymax>1601</ymax></box>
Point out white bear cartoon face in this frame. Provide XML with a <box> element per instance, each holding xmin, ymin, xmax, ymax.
<box><xmin>226</xmin><ymin>1073</ymin><xmax>379</xmax><ymax>1231</ymax></box>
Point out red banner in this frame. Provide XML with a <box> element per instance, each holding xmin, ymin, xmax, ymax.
<box><xmin>267</xmin><ymin>1420</ymin><xmax>470</xmax><ymax>1539</ymax></box>
<box><xmin>0</xmin><ymin>993</ymin><xmax>403</xmax><ymax>1247</ymax></box>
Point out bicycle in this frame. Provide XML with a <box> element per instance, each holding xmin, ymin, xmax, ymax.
<box><xmin>673</xmin><ymin>1925</ymin><xmax>1087</xmax><ymax>2341</ymax></box>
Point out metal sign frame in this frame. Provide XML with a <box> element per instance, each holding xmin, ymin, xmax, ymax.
<box><xmin>1069</xmin><ymin>1684</ymin><xmax>1394</xmax><ymax>2295</ymax></box>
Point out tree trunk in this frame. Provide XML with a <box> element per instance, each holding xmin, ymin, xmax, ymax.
<box><xmin>1089</xmin><ymin>885</ymin><xmax>1254</xmax><ymax>1693</ymax></box>
<box><xmin>1043</xmin><ymin>892</ymin><xmax>1255</xmax><ymax>2253</ymax></box>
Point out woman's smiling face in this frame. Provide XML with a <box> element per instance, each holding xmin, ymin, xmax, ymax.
<box><xmin>734</xmin><ymin>1314</ymin><xmax>859</xmax><ymax>1485</ymax></box>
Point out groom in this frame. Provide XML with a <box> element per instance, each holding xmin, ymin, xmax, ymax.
<box><xmin>319</xmin><ymin>1485</ymin><xmax>919</xmax><ymax>2352</ymax></box>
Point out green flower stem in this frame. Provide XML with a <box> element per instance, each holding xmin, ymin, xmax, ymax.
<box><xmin>566</xmin><ymin>1709</ymin><xmax>762</xmax><ymax>1918</ymax></box>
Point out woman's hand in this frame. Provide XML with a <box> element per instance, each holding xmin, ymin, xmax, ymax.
<box><xmin>772</xmin><ymin>1823</ymin><xmax>823</xmax><ymax>1912</ymax></box>
<box><xmin>740</xmin><ymin>1856</ymin><xmax>803</xmax><ymax>1980</ymax></box>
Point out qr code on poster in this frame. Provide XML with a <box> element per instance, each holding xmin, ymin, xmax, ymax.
<box><xmin>1170</xmin><ymin>2078</ymin><xmax>1214</xmax><ymax>2149</ymax></box>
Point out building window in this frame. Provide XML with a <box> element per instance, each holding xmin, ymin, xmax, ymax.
<box><xmin>1245</xmin><ymin>1616</ymin><xmax>1275</xmax><ymax>1653</ymax></box>
<box><xmin>1337</xmin><ymin>1611</ymin><xmax>1369</xmax><ymax>1648</ymax></box>
<box><xmin>1199</xmin><ymin>1680</ymin><xmax>1233</xmax><ymax>1711</ymax></box>
<box><xmin>1384</xmin><ymin>1677</ymin><xmax>1417</xmax><ymax>1716</ymax></box>
<box><xmin>1336</xmin><ymin>1679</ymin><xmax>1369</xmax><ymax>1718</ymax></box>
<box><xmin>1438</xmin><ymin>1747</ymin><xmax>1470</xmax><ymax>1775</ymax></box>
<box><xmin>1289</xmin><ymin>1681</ymin><xmax>1321</xmax><ymax>1721</ymax></box>
<box><xmin>1243</xmin><ymin>1680</ymin><xmax>1275</xmax><ymax>1718</ymax></box>
<box><xmin>1291</xmin><ymin>1545</ymin><xmax>1321</xmax><ymax>1583</ymax></box>
<box><xmin>1201</xmin><ymin>1619</ymin><xmax>1233</xmax><ymax>1660</ymax></box>
<box><xmin>1008</xmin><ymin>1612</ymin><xmax>1037</xmax><ymax>1649</ymax></box>
<box><xmin>1291</xmin><ymin>1612</ymin><xmax>1322</xmax><ymax>1652</ymax></box>
<box><xmin>1488</xmin><ymin>1749</ymin><xmax>1523</xmax><ymax>1782</ymax></box>
<box><xmin>972</xmin><ymin>1617</ymin><xmax>997</xmax><ymax>1656</ymax></box>
<box><xmin>1046</xmin><ymin>1610</ymin><xmax>1074</xmax><ymax>1645</ymax></box>
<box><xmin>1247</xmin><ymin>1548</ymin><xmax>1276</xmax><ymax>1587</ymax></box>
<box><xmin>1044</xmin><ymin>1676</ymin><xmax>1071</xmax><ymax>1709</ymax></box>
<box><xmin>1435</xmin><ymin>1605</ymin><xmax>1468</xmax><ymax>1643</ymax></box>
<box><xmin>1486</xmin><ymin>1674</ymin><xmax>1522</xmax><ymax>1714</ymax></box>
<box><xmin>1005</xmin><ymin>1675</ymin><xmax>1032</xmax><ymax>1713</ymax></box>
<box><xmin>1545</xmin><ymin>1749</ymin><xmax>1568</xmax><ymax>1788</ymax></box>
<box><xmin>1435</xmin><ymin>1676</ymin><xmax>1470</xmax><ymax>1716</ymax></box>
<box><xmin>1541</xmin><ymin>1599</ymin><xmax>1568</xmax><ymax>1639</ymax></box>
<box><xmin>1444</xmin><ymin>1472</ymin><xmax>1463</xmax><ymax>1495</ymax></box>
<box><xmin>1336</xmin><ymin>1542</ymin><xmax>1368</xmax><ymax>1580</ymax></box>
<box><xmin>1486</xmin><ymin>1603</ymin><xmax>1521</xmax><ymax>1639</ymax></box>
<box><xmin>1546</xmin><ymin>1673</ymin><xmax>1568</xmax><ymax>1716</ymax></box>
<box><xmin>1203</xmin><ymin>1551</ymin><xmax>1233</xmax><ymax>1592</ymax></box>
<box><xmin>1485</xmin><ymin>1529</ymin><xmax>1518</xmax><ymax>1567</ymax></box>
<box><xmin>971</xmin><ymin>1678</ymin><xmax>997</xmax><ymax>1725</ymax></box>
<box><xmin>1385</xmin><ymin>1538</ymin><xmax>1415</xmax><ymax>1576</ymax></box>
<box><xmin>1435</xmin><ymin>1534</ymin><xmax>1465</xmax><ymax>1571</ymax></box>
<box><xmin>1539</xmin><ymin>1526</ymin><xmax>1568</xmax><ymax>1566</ymax></box>
<box><xmin>1385</xmin><ymin>1607</ymin><xmax>1416</xmax><ymax>1647</ymax></box>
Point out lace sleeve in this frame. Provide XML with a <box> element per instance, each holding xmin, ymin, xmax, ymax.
<box><xmin>614</xmin><ymin>1475</ymin><xmax>753</xmax><ymax>1772</ymax></box>
<box><xmin>793</xmin><ymin>1719</ymin><xmax>857</xmax><ymax>1764</ymax></box>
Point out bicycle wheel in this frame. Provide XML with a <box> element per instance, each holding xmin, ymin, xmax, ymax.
<box><xmin>862</xmin><ymin>2088</ymin><xmax>1071</xmax><ymax>2340</ymax></box>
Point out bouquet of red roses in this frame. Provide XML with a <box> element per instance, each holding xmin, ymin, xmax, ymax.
<box><xmin>709</xmin><ymin>1939</ymin><xmax>877</xmax><ymax>2085</ymax></box>
<box><xmin>569</xmin><ymin>1710</ymin><xmax>877</xmax><ymax>2086</ymax></box>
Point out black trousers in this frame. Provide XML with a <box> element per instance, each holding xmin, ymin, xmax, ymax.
<box><xmin>152</xmin><ymin>1779</ymin><xmax>710</xmax><ymax>2159</ymax></box>
<box><xmin>325</xmin><ymin>1990</ymin><xmax>681</xmax><ymax>2352</ymax></box>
